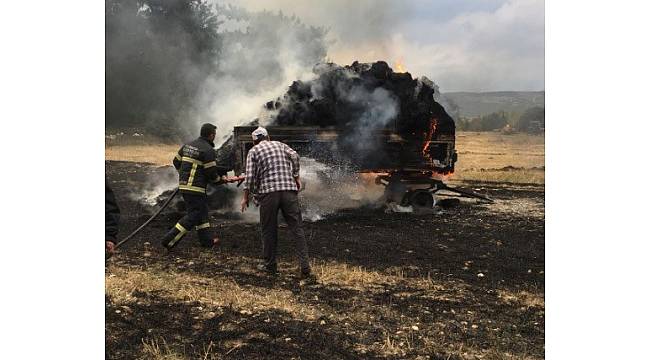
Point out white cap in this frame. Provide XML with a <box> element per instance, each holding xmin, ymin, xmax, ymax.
<box><xmin>251</xmin><ymin>126</ymin><xmax>268</xmax><ymax>140</ymax></box>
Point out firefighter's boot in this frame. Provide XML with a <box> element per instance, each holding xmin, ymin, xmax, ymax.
<box><xmin>161</xmin><ymin>223</ymin><xmax>189</xmax><ymax>251</ymax></box>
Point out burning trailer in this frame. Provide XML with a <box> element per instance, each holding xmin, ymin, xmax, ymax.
<box><xmin>216</xmin><ymin>61</ymin><xmax>492</xmax><ymax>208</ymax></box>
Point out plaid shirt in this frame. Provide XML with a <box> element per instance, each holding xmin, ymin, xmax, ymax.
<box><xmin>243</xmin><ymin>140</ymin><xmax>300</xmax><ymax>195</ymax></box>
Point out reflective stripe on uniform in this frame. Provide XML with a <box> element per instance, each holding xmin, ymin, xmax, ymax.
<box><xmin>182</xmin><ymin>156</ymin><xmax>203</xmax><ymax>166</ymax></box>
<box><xmin>187</xmin><ymin>163</ymin><xmax>198</xmax><ymax>186</ymax></box>
<box><xmin>175</xmin><ymin>223</ymin><xmax>188</xmax><ymax>233</ymax></box>
<box><xmin>179</xmin><ymin>184</ymin><xmax>206</xmax><ymax>193</ymax></box>
<box><xmin>203</xmin><ymin>161</ymin><xmax>216</xmax><ymax>168</ymax></box>
<box><xmin>195</xmin><ymin>222</ymin><xmax>210</xmax><ymax>230</ymax></box>
<box><xmin>168</xmin><ymin>223</ymin><xmax>188</xmax><ymax>247</ymax></box>
<box><xmin>174</xmin><ymin>154</ymin><xmax>182</xmax><ymax>161</ymax></box>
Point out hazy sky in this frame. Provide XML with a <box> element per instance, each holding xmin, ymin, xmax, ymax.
<box><xmin>213</xmin><ymin>0</ymin><xmax>544</xmax><ymax>92</ymax></box>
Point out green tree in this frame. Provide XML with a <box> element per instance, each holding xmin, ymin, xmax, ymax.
<box><xmin>106</xmin><ymin>0</ymin><xmax>222</xmax><ymax>130</ymax></box>
<box><xmin>105</xmin><ymin>1</ymin><xmax>328</xmax><ymax>135</ymax></box>
<box><xmin>465</xmin><ymin>111</ymin><xmax>508</xmax><ymax>131</ymax></box>
<box><xmin>517</xmin><ymin>106</ymin><xmax>545</xmax><ymax>133</ymax></box>
<box><xmin>481</xmin><ymin>111</ymin><xmax>508</xmax><ymax>131</ymax></box>
<box><xmin>455</xmin><ymin>117</ymin><xmax>471</xmax><ymax>131</ymax></box>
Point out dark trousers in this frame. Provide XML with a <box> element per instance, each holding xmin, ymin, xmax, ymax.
<box><xmin>162</xmin><ymin>192</ymin><xmax>213</xmax><ymax>248</ymax></box>
<box><xmin>259</xmin><ymin>191</ymin><xmax>310</xmax><ymax>271</ymax></box>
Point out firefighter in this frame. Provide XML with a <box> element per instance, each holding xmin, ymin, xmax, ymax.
<box><xmin>161</xmin><ymin>123</ymin><xmax>232</xmax><ymax>250</ymax></box>
<box><xmin>106</xmin><ymin>181</ymin><xmax>120</xmax><ymax>259</ymax></box>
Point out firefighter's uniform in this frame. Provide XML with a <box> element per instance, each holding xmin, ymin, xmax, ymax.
<box><xmin>161</xmin><ymin>136</ymin><xmax>225</xmax><ymax>249</ymax></box>
<box><xmin>105</xmin><ymin>181</ymin><xmax>120</xmax><ymax>244</ymax></box>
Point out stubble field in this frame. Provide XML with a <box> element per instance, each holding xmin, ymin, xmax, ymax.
<box><xmin>105</xmin><ymin>131</ymin><xmax>544</xmax><ymax>359</ymax></box>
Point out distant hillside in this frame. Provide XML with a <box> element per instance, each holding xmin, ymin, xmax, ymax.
<box><xmin>443</xmin><ymin>91</ymin><xmax>545</xmax><ymax>118</ymax></box>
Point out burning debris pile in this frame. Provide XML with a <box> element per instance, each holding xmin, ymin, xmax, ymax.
<box><xmin>216</xmin><ymin>61</ymin><xmax>456</xmax><ymax>174</ymax></box>
<box><xmin>269</xmin><ymin>61</ymin><xmax>454</xmax><ymax>136</ymax></box>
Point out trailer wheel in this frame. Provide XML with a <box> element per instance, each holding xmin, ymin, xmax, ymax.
<box><xmin>410</xmin><ymin>191</ymin><xmax>435</xmax><ymax>209</ymax></box>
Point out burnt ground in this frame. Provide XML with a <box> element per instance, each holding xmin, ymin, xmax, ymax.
<box><xmin>105</xmin><ymin>160</ymin><xmax>544</xmax><ymax>360</ymax></box>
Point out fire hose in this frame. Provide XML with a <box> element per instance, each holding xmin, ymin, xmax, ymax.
<box><xmin>114</xmin><ymin>187</ymin><xmax>179</xmax><ymax>250</ymax></box>
<box><xmin>110</xmin><ymin>176</ymin><xmax>245</xmax><ymax>256</ymax></box>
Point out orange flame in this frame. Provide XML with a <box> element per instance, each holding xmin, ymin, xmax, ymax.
<box><xmin>422</xmin><ymin>118</ymin><xmax>438</xmax><ymax>159</ymax></box>
<box><xmin>432</xmin><ymin>169</ymin><xmax>454</xmax><ymax>181</ymax></box>
<box><xmin>421</xmin><ymin>118</ymin><xmax>454</xmax><ymax>179</ymax></box>
<box><xmin>394</xmin><ymin>59</ymin><xmax>406</xmax><ymax>73</ymax></box>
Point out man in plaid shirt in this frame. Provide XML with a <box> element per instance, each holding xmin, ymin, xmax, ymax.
<box><xmin>241</xmin><ymin>127</ymin><xmax>312</xmax><ymax>278</ymax></box>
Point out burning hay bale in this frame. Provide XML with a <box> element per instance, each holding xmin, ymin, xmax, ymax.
<box><xmin>268</xmin><ymin>61</ymin><xmax>454</xmax><ymax>136</ymax></box>
<box><xmin>216</xmin><ymin>60</ymin><xmax>456</xmax><ymax>174</ymax></box>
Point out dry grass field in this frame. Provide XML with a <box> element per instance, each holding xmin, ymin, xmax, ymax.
<box><xmin>105</xmin><ymin>131</ymin><xmax>545</xmax><ymax>184</ymax></box>
<box><xmin>452</xmin><ymin>132</ymin><xmax>544</xmax><ymax>185</ymax></box>
<box><xmin>105</xmin><ymin>131</ymin><xmax>544</xmax><ymax>359</ymax></box>
<box><xmin>105</xmin><ymin>132</ymin><xmax>179</xmax><ymax>166</ymax></box>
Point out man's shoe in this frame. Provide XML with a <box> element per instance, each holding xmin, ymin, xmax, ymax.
<box><xmin>256</xmin><ymin>264</ymin><xmax>278</xmax><ymax>275</ymax></box>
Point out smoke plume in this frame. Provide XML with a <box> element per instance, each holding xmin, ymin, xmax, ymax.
<box><xmin>106</xmin><ymin>0</ymin><xmax>328</xmax><ymax>141</ymax></box>
<box><xmin>197</xmin><ymin>4</ymin><xmax>328</xmax><ymax>146</ymax></box>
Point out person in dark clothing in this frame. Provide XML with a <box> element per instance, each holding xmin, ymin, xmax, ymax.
<box><xmin>161</xmin><ymin>123</ymin><xmax>241</xmax><ymax>250</ymax></box>
<box><xmin>105</xmin><ymin>181</ymin><xmax>120</xmax><ymax>259</ymax></box>
<box><xmin>240</xmin><ymin>127</ymin><xmax>312</xmax><ymax>278</ymax></box>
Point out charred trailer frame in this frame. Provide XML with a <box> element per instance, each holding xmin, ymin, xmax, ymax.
<box><xmin>232</xmin><ymin>126</ymin><xmax>457</xmax><ymax>175</ymax></box>
<box><xmin>229</xmin><ymin>126</ymin><xmax>493</xmax><ymax>207</ymax></box>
